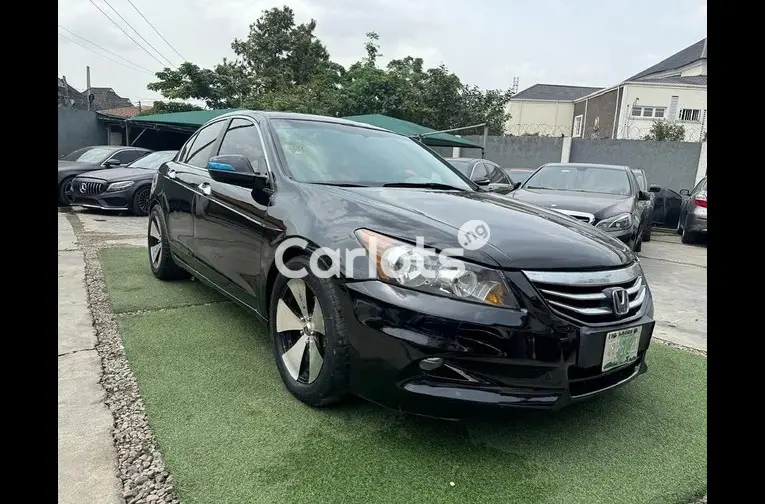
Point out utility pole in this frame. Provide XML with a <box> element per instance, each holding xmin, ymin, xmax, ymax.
<box><xmin>86</xmin><ymin>66</ymin><xmax>92</xmax><ymax>111</ymax></box>
<box><xmin>138</xmin><ymin>101</ymin><xmax>142</xmax><ymax>112</ymax></box>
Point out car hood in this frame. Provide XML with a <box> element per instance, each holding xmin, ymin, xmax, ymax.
<box><xmin>59</xmin><ymin>160</ymin><xmax>100</xmax><ymax>171</ymax></box>
<box><xmin>305</xmin><ymin>185</ymin><xmax>634</xmax><ymax>270</ymax></box>
<box><xmin>510</xmin><ymin>188</ymin><xmax>633</xmax><ymax>220</ymax></box>
<box><xmin>74</xmin><ymin>167</ymin><xmax>154</xmax><ymax>182</ymax></box>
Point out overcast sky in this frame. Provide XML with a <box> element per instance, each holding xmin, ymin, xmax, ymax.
<box><xmin>58</xmin><ymin>0</ymin><xmax>707</xmax><ymax>106</ymax></box>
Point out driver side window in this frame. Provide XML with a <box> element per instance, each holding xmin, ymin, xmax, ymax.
<box><xmin>107</xmin><ymin>149</ymin><xmax>147</xmax><ymax>165</ymax></box>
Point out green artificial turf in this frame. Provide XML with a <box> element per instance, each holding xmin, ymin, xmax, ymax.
<box><xmin>102</xmin><ymin>247</ymin><xmax>707</xmax><ymax>504</ymax></box>
<box><xmin>99</xmin><ymin>247</ymin><xmax>224</xmax><ymax>313</ymax></box>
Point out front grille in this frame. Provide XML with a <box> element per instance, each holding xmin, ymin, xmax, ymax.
<box><xmin>552</xmin><ymin>209</ymin><xmax>595</xmax><ymax>224</ymax></box>
<box><xmin>76</xmin><ymin>181</ymin><xmax>105</xmax><ymax>195</ymax></box>
<box><xmin>523</xmin><ymin>263</ymin><xmax>647</xmax><ymax>325</ymax></box>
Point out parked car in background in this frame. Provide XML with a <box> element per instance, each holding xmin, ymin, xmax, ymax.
<box><xmin>71</xmin><ymin>150</ymin><xmax>178</xmax><ymax>216</ymax></box>
<box><xmin>677</xmin><ymin>176</ymin><xmax>707</xmax><ymax>244</ymax></box>
<box><xmin>510</xmin><ymin>163</ymin><xmax>653</xmax><ymax>252</ymax></box>
<box><xmin>630</xmin><ymin>168</ymin><xmax>661</xmax><ymax>242</ymax></box>
<box><xmin>503</xmin><ymin>168</ymin><xmax>535</xmax><ymax>186</ymax></box>
<box><xmin>148</xmin><ymin>110</ymin><xmax>655</xmax><ymax>418</ymax></box>
<box><xmin>445</xmin><ymin>157</ymin><xmax>515</xmax><ymax>194</ymax></box>
<box><xmin>58</xmin><ymin>146</ymin><xmax>153</xmax><ymax>206</ymax></box>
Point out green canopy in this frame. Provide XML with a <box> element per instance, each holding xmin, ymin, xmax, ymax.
<box><xmin>343</xmin><ymin>114</ymin><xmax>483</xmax><ymax>149</ymax></box>
<box><xmin>126</xmin><ymin>109</ymin><xmax>243</xmax><ymax>130</ymax></box>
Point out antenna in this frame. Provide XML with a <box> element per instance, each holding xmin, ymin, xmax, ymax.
<box><xmin>512</xmin><ymin>77</ymin><xmax>519</xmax><ymax>94</ymax></box>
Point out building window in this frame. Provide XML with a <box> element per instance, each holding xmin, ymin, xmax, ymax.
<box><xmin>678</xmin><ymin>108</ymin><xmax>701</xmax><ymax>122</ymax></box>
<box><xmin>632</xmin><ymin>106</ymin><xmax>667</xmax><ymax>119</ymax></box>
<box><xmin>573</xmin><ymin>115</ymin><xmax>583</xmax><ymax>137</ymax></box>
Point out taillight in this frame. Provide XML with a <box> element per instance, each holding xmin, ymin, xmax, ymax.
<box><xmin>695</xmin><ymin>193</ymin><xmax>707</xmax><ymax>208</ymax></box>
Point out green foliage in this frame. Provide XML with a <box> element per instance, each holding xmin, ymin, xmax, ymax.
<box><xmin>147</xmin><ymin>6</ymin><xmax>512</xmax><ymax>134</ymax></box>
<box><xmin>138</xmin><ymin>101</ymin><xmax>203</xmax><ymax>116</ymax></box>
<box><xmin>643</xmin><ymin>121</ymin><xmax>686</xmax><ymax>141</ymax></box>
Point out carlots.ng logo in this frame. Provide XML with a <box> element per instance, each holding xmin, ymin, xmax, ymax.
<box><xmin>275</xmin><ymin>220</ymin><xmax>492</xmax><ymax>279</ymax></box>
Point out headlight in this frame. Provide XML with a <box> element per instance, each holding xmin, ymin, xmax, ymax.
<box><xmin>107</xmin><ymin>181</ymin><xmax>135</xmax><ymax>192</ymax></box>
<box><xmin>355</xmin><ymin>229</ymin><xmax>519</xmax><ymax>308</ymax></box>
<box><xmin>595</xmin><ymin>212</ymin><xmax>632</xmax><ymax>231</ymax></box>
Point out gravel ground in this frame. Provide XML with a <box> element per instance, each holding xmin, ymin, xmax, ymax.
<box><xmin>66</xmin><ymin>213</ymin><xmax>180</xmax><ymax>504</ymax></box>
<box><xmin>64</xmin><ymin>209</ymin><xmax>707</xmax><ymax>504</ymax></box>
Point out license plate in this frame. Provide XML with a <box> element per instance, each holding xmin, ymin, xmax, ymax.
<box><xmin>601</xmin><ymin>326</ymin><xmax>641</xmax><ymax>372</ymax></box>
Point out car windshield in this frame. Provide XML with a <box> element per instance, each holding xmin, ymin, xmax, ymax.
<box><xmin>62</xmin><ymin>146</ymin><xmax>116</xmax><ymax>163</ymax></box>
<box><xmin>505</xmin><ymin>169</ymin><xmax>533</xmax><ymax>183</ymax></box>
<box><xmin>128</xmin><ymin>151</ymin><xmax>177</xmax><ymax>170</ymax></box>
<box><xmin>524</xmin><ymin>164</ymin><xmax>631</xmax><ymax>196</ymax></box>
<box><xmin>270</xmin><ymin>119</ymin><xmax>473</xmax><ymax>189</ymax></box>
<box><xmin>632</xmin><ymin>171</ymin><xmax>647</xmax><ymax>191</ymax></box>
<box><xmin>446</xmin><ymin>160</ymin><xmax>474</xmax><ymax>176</ymax></box>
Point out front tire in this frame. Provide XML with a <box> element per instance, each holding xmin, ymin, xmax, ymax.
<box><xmin>642</xmin><ymin>223</ymin><xmax>652</xmax><ymax>242</ymax></box>
<box><xmin>148</xmin><ymin>205</ymin><xmax>188</xmax><ymax>280</ymax></box>
<box><xmin>131</xmin><ymin>185</ymin><xmax>151</xmax><ymax>216</ymax></box>
<box><xmin>58</xmin><ymin>177</ymin><xmax>75</xmax><ymax>207</ymax></box>
<box><xmin>270</xmin><ymin>255</ymin><xmax>350</xmax><ymax>407</ymax></box>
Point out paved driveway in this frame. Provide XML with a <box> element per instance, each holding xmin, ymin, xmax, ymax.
<box><xmin>67</xmin><ymin>209</ymin><xmax>707</xmax><ymax>351</ymax></box>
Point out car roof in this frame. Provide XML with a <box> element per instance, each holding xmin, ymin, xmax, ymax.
<box><xmin>210</xmin><ymin>110</ymin><xmax>390</xmax><ymax>133</ymax></box>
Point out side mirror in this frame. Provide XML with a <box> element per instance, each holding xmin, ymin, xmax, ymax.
<box><xmin>648</xmin><ymin>184</ymin><xmax>661</xmax><ymax>192</ymax></box>
<box><xmin>103</xmin><ymin>159</ymin><xmax>122</xmax><ymax>167</ymax></box>
<box><xmin>207</xmin><ymin>154</ymin><xmax>268</xmax><ymax>190</ymax></box>
<box><xmin>473</xmin><ymin>178</ymin><xmax>491</xmax><ymax>186</ymax></box>
<box><xmin>638</xmin><ymin>191</ymin><xmax>651</xmax><ymax>201</ymax></box>
<box><xmin>513</xmin><ymin>181</ymin><xmax>522</xmax><ymax>190</ymax></box>
<box><xmin>679</xmin><ymin>189</ymin><xmax>690</xmax><ymax>196</ymax></box>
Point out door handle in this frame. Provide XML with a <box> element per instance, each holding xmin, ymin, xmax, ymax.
<box><xmin>167</xmin><ymin>169</ymin><xmax>177</xmax><ymax>179</ymax></box>
<box><xmin>198</xmin><ymin>182</ymin><xmax>211</xmax><ymax>196</ymax></box>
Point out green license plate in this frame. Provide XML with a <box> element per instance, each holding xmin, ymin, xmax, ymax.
<box><xmin>601</xmin><ymin>326</ymin><xmax>641</xmax><ymax>372</ymax></box>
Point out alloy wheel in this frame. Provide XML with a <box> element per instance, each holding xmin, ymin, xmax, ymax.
<box><xmin>148</xmin><ymin>218</ymin><xmax>162</xmax><ymax>267</ymax></box>
<box><xmin>276</xmin><ymin>278</ymin><xmax>326</xmax><ymax>384</ymax></box>
<box><xmin>137</xmin><ymin>188</ymin><xmax>150</xmax><ymax>215</ymax></box>
<box><xmin>63</xmin><ymin>181</ymin><xmax>75</xmax><ymax>204</ymax></box>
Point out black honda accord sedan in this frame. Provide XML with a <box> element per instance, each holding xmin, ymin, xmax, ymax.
<box><xmin>147</xmin><ymin>110</ymin><xmax>655</xmax><ymax>418</ymax></box>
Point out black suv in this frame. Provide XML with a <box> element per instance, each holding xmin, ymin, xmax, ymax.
<box><xmin>147</xmin><ymin>111</ymin><xmax>655</xmax><ymax>418</ymax></box>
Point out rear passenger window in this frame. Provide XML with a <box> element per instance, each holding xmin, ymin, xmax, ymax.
<box><xmin>184</xmin><ymin>121</ymin><xmax>226</xmax><ymax>168</ymax></box>
<box><xmin>217</xmin><ymin>118</ymin><xmax>268</xmax><ymax>172</ymax></box>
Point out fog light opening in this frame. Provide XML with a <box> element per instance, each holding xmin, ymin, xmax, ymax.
<box><xmin>419</xmin><ymin>357</ymin><xmax>444</xmax><ymax>371</ymax></box>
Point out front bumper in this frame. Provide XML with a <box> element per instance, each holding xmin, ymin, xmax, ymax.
<box><xmin>71</xmin><ymin>179</ymin><xmax>132</xmax><ymax>211</ymax></box>
<box><xmin>339</xmin><ymin>277</ymin><xmax>654</xmax><ymax>419</ymax></box>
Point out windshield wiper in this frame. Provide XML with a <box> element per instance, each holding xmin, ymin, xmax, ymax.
<box><xmin>525</xmin><ymin>185</ymin><xmax>554</xmax><ymax>190</ymax></box>
<box><xmin>310</xmin><ymin>182</ymin><xmax>370</xmax><ymax>187</ymax></box>
<box><xmin>381</xmin><ymin>182</ymin><xmax>466</xmax><ymax>191</ymax></box>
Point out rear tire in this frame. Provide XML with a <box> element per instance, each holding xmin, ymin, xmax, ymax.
<box><xmin>270</xmin><ymin>255</ymin><xmax>350</xmax><ymax>407</ymax></box>
<box><xmin>148</xmin><ymin>205</ymin><xmax>188</xmax><ymax>280</ymax></box>
<box><xmin>58</xmin><ymin>177</ymin><xmax>75</xmax><ymax>207</ymax></box>
<box><xmin>131</xmin><ymin>185</ymin><xmax>151</xmax><ymax>216</ymax></box>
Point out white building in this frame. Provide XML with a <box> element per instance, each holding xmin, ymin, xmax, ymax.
<box><xmin>573</xmin><ymin>38</ymin><xmax>707</xmax><ymax>141</ymax></box>
<box><xmin>504</xmin><ymin>84</ymin><xmax>602</xmax><ymax>136</ymax></box>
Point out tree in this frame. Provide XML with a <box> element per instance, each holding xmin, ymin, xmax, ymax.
<box><xmin>644</xmin><ymin>121</ymin><xmax>686</xmax><ymax>141</ymax></box>
<box><xmin>137</xmin><ymin>101</ymin><xmax>202</xmax><ymax>116</ymax></box>
<box><xmin>147</xmin><ymin>6</ymin><xmax>514</xmax><ymax>133</ymax></box>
